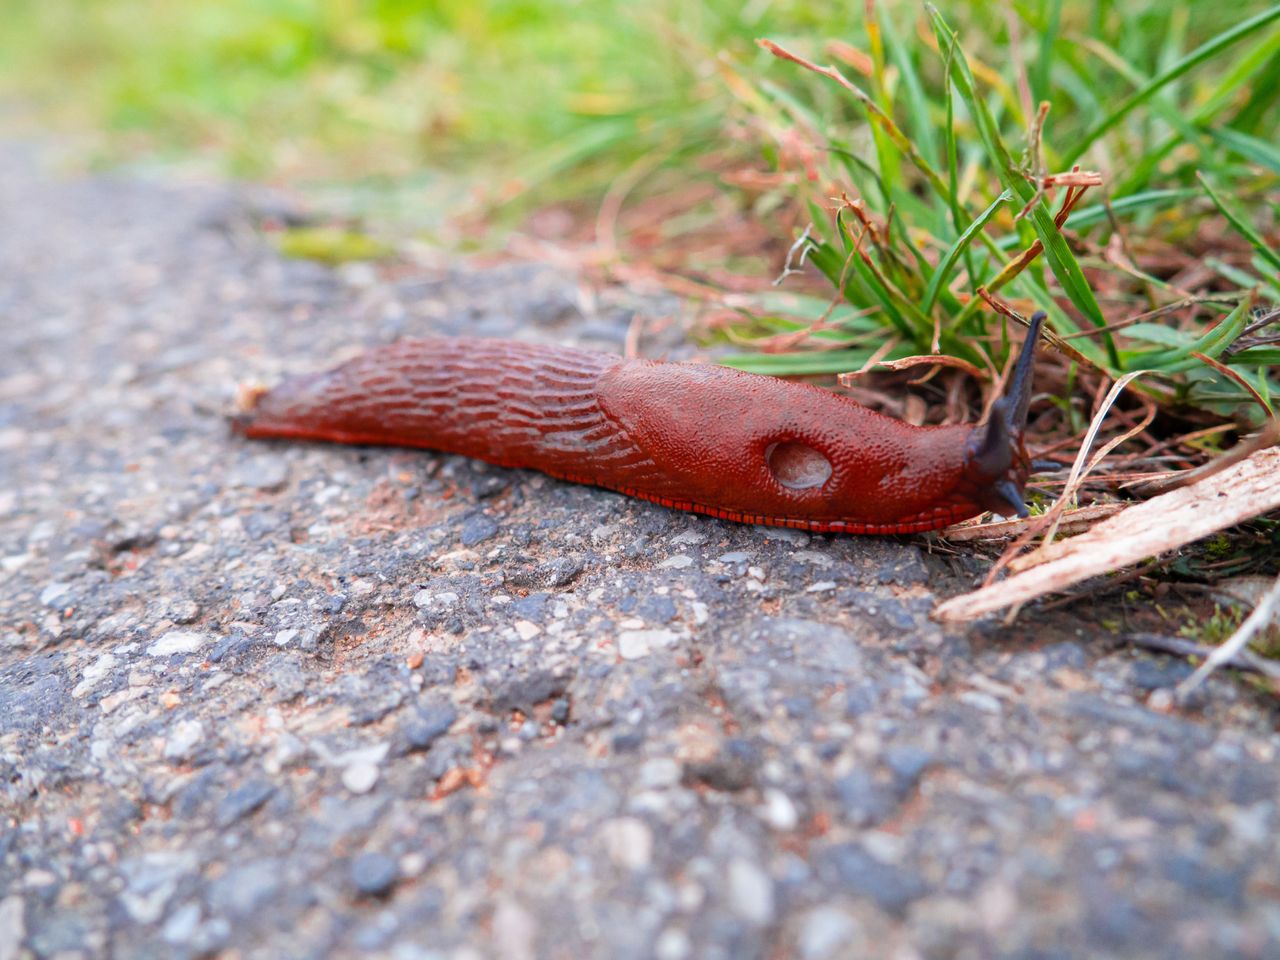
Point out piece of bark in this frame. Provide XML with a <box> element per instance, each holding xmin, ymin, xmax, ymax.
<box><xmin>934</xmin><ymin>447</ymin><xmax>1280</xmax><ymax>622</ymax></box>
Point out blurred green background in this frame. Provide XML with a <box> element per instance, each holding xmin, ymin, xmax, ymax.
<box><xmin>5</xmin><ymin>1</ymin><xmax>1271</xmax><ymax>194</ymax></box>
<box><xmin>0</xmin><ymin>0</ymin><xmax>801</xmax><ymax>185</ymax></box>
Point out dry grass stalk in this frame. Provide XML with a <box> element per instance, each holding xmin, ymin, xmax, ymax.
<box><xmin>1175</xmin><ymin>573</ymin><xmax>1280</xmax><ymax>695</ymax></box>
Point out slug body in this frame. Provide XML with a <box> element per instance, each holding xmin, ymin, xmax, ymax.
<box><xmin>237</xmin><ymin>316</ymin><xmax>1043</xmax><ymax>534</ymax></box>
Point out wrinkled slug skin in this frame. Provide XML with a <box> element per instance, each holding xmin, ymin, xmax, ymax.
<box><xmin>237</xmin><ymin>337</ymin><xmax>994</xmax><ymax>534</ymax></box>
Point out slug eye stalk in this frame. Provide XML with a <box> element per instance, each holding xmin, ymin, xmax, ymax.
<box><xmin>965</xmin><ymin>311</ymin><xmax>1046</xmax><ymax>518</ymax></box>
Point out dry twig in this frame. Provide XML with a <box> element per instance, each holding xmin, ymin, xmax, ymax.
<box><xmin>1126</xmin><ymin>632</ymin><xmax>1280</xmax><ymax>682</ymax></box>
<box><xmin>1175</xmin><ymin>573</ymin><xmax>1280</xmax><ymax>695</ymax></box>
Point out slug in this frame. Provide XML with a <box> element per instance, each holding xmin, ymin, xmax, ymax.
<box><xmin>234</xmin><ymin>313</ymin><xmax>1045</xmax><ymax>534</ymax></box>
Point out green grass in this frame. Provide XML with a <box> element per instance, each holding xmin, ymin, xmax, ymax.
<box><xmin>1</xmin><ymin>1</ymin><xmax>1276</xmax><ymax>419</ymax></box>
<box><xmin>715</xmin><ymin>3</ymin><xmax>1280</xmax><ymax>423</ymax></box>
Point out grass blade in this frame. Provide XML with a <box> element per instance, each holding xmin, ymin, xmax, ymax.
<box><xmin>1062</xmin><ymin>188</ymin><xmax>1200</xmax><ymax>232</ymax></box>
<box><xmin>1033</xmin><ymin>0</ymin><xmax>1065</xmax><ymax>104</ymax></box>
<box><xmin>721</xmin><ymin>347</ymin><xmax>890</xmax><ymax>375</ymax></box>
<box><xmin>1209</xmin><ymin>127</ymin><xmax>1280</xmax><ymax>176</ymax></box>
<box><xmin>929</xmin><ymin>6</ymin><xmax>1118</xmax><ymax>365</ymax></box>
<box><xmin>879</xmin><ymin>4</ymin><xmax>940</xmax><ymax>178</ymax></box>
<box><xmin>1198</xmin><ymin>172</ymin><xmax>1280</xmax><ymax>275</ymax></box>
<box><xmin>923</xmin><ymin>191</ymin><xmax>1009</xmax><ymax>312</ymax></box>
<box><xmin>1063</xmin><ymin>5</ymin><xmax>1280</xmax><ymax>165</ymax></box>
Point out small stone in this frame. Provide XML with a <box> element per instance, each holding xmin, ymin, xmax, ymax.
<box><xmin>1</xmin><ymin>554</ymin><xmax>29</xmax><ymax>574</ymax></box>
<box><xmin>637</xmin><ymin>594</ymin><xmax>678</xmax><ymax>623</ymax></box>
<box><xmin>163</xmin><ymin>719</ymin><xmax>205</xmax><ymax>762</ymax></box>
<box><xmin>1128</xmin><ymin>657</ymin><xmax>1195</xmax><ymax>691</ymax></box>
<box><xmin>22</xmin><ymin>869</ymin><xmax>56</xmax><ymax>889</ymax></box>
<box><xmin>0</xmin><ymin>895</ymin><xmax>26</xmax><ymax>960</ymax></box>
<box><xmin>266</xmin><ymin>656</ymin><xmax>307</xmax><ymax>701</ymax></box>
<box><xmin>654</xmin><ymin>928</ymin><xmax>691</xmax><ymax>960</ymax></box>
<box><xmin>550</xmin><ymin>698</ymin><xmax>570</xmax><ymax>724</ymax></box>
<box><xmin>884</xmin><ymin>745</ymin><xmax>933</xmax><ymax>790</ymax></box>
<box><xmin>611</xmin><ymin>730</ymin><xmax>645</xmax><ymax>753</ymax></box>
<box><xmin>230</xmin><ymin>455</ymin><xmax>289</xmax><ymax>491</ymax></box>
<box><xmin>513</xmin><ymin>620</ymin><xmax>541</xmax><ymax>641</ymax></box>
<box><xmin>39</xmin><ymin>582</ymin><xmax>71</xmax><ymax>607</ymax></box>
<box><xmin>798</xmin><ymin>907</ymin><xmax>857</xmax><ymax>960</ymax></box>
<box><xmin>658</xmin><ymin>555</ymin><xmax>693</xmax><ymax>570</ymax></box>
<box><xmin>471</xmin><ymin>474</ymin><xmax>508</xmax><ymax>499</ymax></box>
<box><xmin>167</xmin><ymin>599</ymin><xmax>201</xmax><ymax>624</ymax></box>
<box><xmin>1162</xmin><ymin>852</ymin><xmax>1246</xmax><ymax>908</ymax></box>
<box><xmin>119</xmin><ymin>851</ymin><xmax>196</xmax><ymax>924</ymax></box>
<box><xmin>1147</xmin><ymin>688</ymin><xmax>1175</xmax><ymax>712</ymax></box>
<box><xmin>492</xmin><ymin>899</ymin><xmax>536</xmax><ymax>960</ymax></box>
<box><xmin>958</xmin><ymin>690</ymin><xmax>1002</xmax><ymax>715</ymax></box>
<box><xmin>266</xmin><ymin>732</ymin><xmax>308</xmax><ymax>773</ymax></box>
<box><xmin>403</xmin><ymin>703</ymin><xmax>457</xmax><ymax>752</ymax></box>
<box><xmin>161</xmin><ymin>903</ymin><xmax>202</xmax><ymax>945</ymax></box>
<box><xmin>343</xmin><ymin>762</ymin><xmax>380</xmax><ymax>794</ymax></box>
<box><xmin>671</xmin><ymin>529</ymin><xmax>707</xmax><ymax>546</ymax></box>
<box><xmin>618</xmin><ymin>628</ymin><xmax>678</xmax><ymax>660</ymax></box>
<box><xmin>760</xmin><ymin>788</ymin><xmax>799</xmax><ymax>831</ymax></box>
<box><xmin>792</xmin><ymin>550</ymin><xmax>833</xmax><ymax>568</ymax></box>
<box><xmin>639</xmin><ymin>758</ymin><xmax>681</xmax><ymax>789</ymax></box>
<box><xmin>414</xmin><ymin>591</ymin><xmax>458</xmax><ymax>610</ymax></box>
<box><xmin>208</xmin><ymin>860</ymin><xmax>282</xmax><ymax>918</ymax></box>
<box><xmin>459</xmin><ymin>514</ymin><xmax>498</xmax><ymax>547</ymax></box>
<box><xmin>216</xmin><ymin>781</ymin><xmax>276</xmax><ymax>827</ymax></box>
<box><xmin>351</xmin><ymin>852</ymin><xmax>399</xmax><ymax>897</ymax></box>
<box><xmin>540</xmin><ymin>556</ymin><xmax>583</xmax><ymax>587</ymax></box>
<box><xmin>488</xmin><ymin>668</ymin><xmax>570</xmax><ymax>714</ymax></box>
<box><xmin>683</xmin><ymin>739</ymin><xmax>759</xmax><ymax>791</ymax></box>
<box><xmin>844</xmin><ymin>682</ymin><xmax>881</xmax><ymax>718</ymax></box>
<box><xmin>824</xmin><ymin>843</ymin><xmax>926</xmax><ymax>916</ymax></box>
<box><xmin>73</xmin><ymin>652</ymin><xmax>118</xmax><ymax>698</ymax></box>
<box><xmin>727</xmin><ymin>858</ymin><xmax>774</xmax><ymax>925</ymax></box>
<box><xmin>601</xmin><ymin>817</ymin><xmax>653</xmax><ymax>871</ymax></box>
<box><xmin>835</xmin><ymin>771</ymin><xmax>896</xmax><ymax>827</ymax></box>
<box><xmin>148</xmin><ymin>631</ymin><xmax>209</xmax><ymax>657</ymax></box>
<box><xmin>758</xmin><ymin>525</ymin><xmax>807</xmax><ymax>544</ymax></box>
<box><xmin>512</xmin><ymin>593</ymin><xmax>549</xmax><ymax>621</ymax></box>
<box><xmin>348</xmin><ymin>686</ymin><xmax>401</xmax><ymax>727</ymax></box>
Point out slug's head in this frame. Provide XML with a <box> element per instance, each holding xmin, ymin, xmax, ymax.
<box><xmin>962</xmin><ymin>312</ymin><xmax>1045</xmax><ymax>519</ymax></box>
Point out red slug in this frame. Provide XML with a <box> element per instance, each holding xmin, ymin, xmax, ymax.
<box><xmin>234</xmin><ymin>313</ymin><xmax>1045</xmax><ymax>534</ymax></box>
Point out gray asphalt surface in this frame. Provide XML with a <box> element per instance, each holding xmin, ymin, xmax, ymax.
<box><xmin>2</xmin><ymin>141</ymin><xmax>1279</xmax><ymax>960</ymax></box>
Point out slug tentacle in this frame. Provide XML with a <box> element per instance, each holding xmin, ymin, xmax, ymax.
<box><xmin>962</xmin><ymin>311</ymin><xmax>1046</xmax><ymax>518</ymax></box>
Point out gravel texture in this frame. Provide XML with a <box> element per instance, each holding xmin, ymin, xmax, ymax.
<box><xmin>2</xmin><ymin>141</ymin><xmax>1279</xmax><ymax>960</ymax></box>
